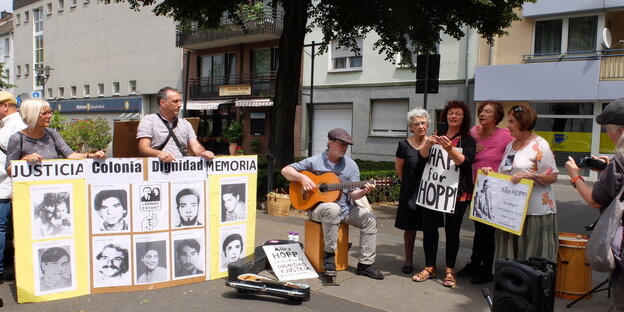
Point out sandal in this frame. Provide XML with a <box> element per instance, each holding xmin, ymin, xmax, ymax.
<box><xmin>412</xmin><ymin>267</ymin><xmax>436</xmax><ymax>282</ymax></box>
<box><xmin>443</xmin><ymin>268</ymin><xmax>457</xmax><ymax>288</ymax></box>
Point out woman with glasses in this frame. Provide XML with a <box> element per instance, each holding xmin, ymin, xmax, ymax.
<box><xmin>412</xmin><ymin>101</ymin><xmax>476</xmax><ymax>288</ymax></box>
<box><xmin>394</xmin><ymin>107</ymin><xmax>437</xmax><ymax>275</ymax></box>
<box><xmin>483</xmin><ymin>104</ymin><xmax>559</xmax><ymax>262</ymax></box>
<box><xmin>457</xmin><ymin>101</ymin><xmax>512</xmax><ymax>284</ymax></box>
<box><xmin>5</xmin><ymin>99</ymin><xmax>105</xmax><ymax>168</ymax></box>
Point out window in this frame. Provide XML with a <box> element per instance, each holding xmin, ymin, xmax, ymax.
<box><xmin>3</xmin><ymin>39</ymin><xmax>8</xmax><ymax>56</ymax></box>
<box><xmin>47</xmin><ymin>3</ymin><xmax>53</xmax><ymax>15</ymax></box>
<box><xmin>25</xmin><ymin>64</ymin><xmax>30</xmax><ymax>76</ymax></box>
<box><xmin>70</xmin><ymin>85</ymin><xmax>76</xmax><ymax>98</ymax></box>
<box><xmin>330</xmin><ymin>37</ymin><xmax>363</xmax><ymax>71</ymax></box>
<box><xmin>33</xmin><ymin>8</ymin><xmax>44</xmax><ymax>88</ymax></box>
<box><xmin>83</xmin><ymin>84</ymin><xmax>90</xmax><ymax>97</ymax></box>
<box><xmin>369</xmin><ymin>99</ymin><xmax>409</xmax><ymax>136</ymax></box>
<box><xmin>16</xmin><ymin>65</ymin><xmax>21</xmax><ymax>77</ymax></box>
<box><xmin>46</xmin><ymin>88</ymin><xmax>53</xmax><ymax>98</ymax></box>
<box><xmin>112</xmin><ymin>82</ymin><xmax>120</xmax><ymax>95</ymax></box>
<box><xmin>97</xmin><ymin>83</ymin><xmax>104</xmax><ymax>97</ymax></box>
<box><xmin>58</xmin><ymin>87</ymin><xmax>64</xmax><ymax>98</ymax></box>
<box><xmin>16</xmin><ymin>14</ymin><xmax>20</xmax><ymax>25</ymax></box>
<box><xmin>71</xmin><ymin>0</ymin><xmax>77</xmax><ymax>7</ymax></box>
<box><xmin>129</xmin><ymin>80</ymin><xmax>136</xmax><ymax>94</ymax></box>
<box><xmin>533</xmin><ymin>15</ymin><xmax>598</xmax><ymax>56</ymax></box>
<box><xmin>25</xmin><ymin>11</ymin><xmax>29</xmax><ymax>23</ymax></box>
<box><xmin>58</xmin><ymin>0</ymin><xmax>64</xmax><ymax>11</ymax></box>
<box><xmin>250</xmin><ymin>49</ymin><xmax>277</xmax><ymax>94</ymax></box>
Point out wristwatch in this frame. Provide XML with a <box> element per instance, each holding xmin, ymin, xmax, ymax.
<box><xmin>570</xmin><ymin>176</ymin><xmax>584</xmax><ymax>188</ymax></box>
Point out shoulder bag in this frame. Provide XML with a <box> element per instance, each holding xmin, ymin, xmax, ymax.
<box><xmin>586</xmin><ymin>184</ymin><xmax>624</xmax><ymax>272</ymax></box>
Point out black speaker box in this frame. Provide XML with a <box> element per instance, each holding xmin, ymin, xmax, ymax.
<box><xmin>492</xmin><ymin>258</ymin><xmax>556</xmax><ymax>312</ymax></box>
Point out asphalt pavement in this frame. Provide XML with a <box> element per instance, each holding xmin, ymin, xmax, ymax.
<box><xmin>0</xmin><ymin>182</ymin><xmax>613</xmax><ymax>311</ymax></box>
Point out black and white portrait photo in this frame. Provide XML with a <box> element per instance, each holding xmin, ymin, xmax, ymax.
<box><xmin>219</xmin><ymin>225</ymin><xmax>246</xmax><ymax>272</ymax></box>
<box><xmin>92</xmin><ymin>188</ymin><xmax>130</xmax><ymax>233</ymax></box>
<box><xmin>92</xmin><ymin>236</ymin><xmax>132</xmax><ymax>288</ymax></box>
<box><xmin>220</xmin><ymin>183</ymin><xmax>247</xmax><ymax>223</ymax></box>
<box><xmin>135</xmin><ymin>239</ymin><xmax>169</xmax><ymax>284</ymax></box>
<box><xmin>473</xmin><ymin>178</ymin><xmax>494</xmax><ymax>221</ymax></box>
<box><xmin>31</xmin><ymin>184</ymin><xmax>74</xmax><ymax>239</ymax></box>
<box><xmin>34</xmin><ymin>242</ymin><xmax>75</xmax><ymax>295</ymax></box>
<box><xmin>173</xmin><ymin>188</ymin><xmax>203</xmax><ymax>227</ymax></box>
<box><xmin>174</xmin><ymin>238</ymin><xmax>204</xmax><ymax>278</ymax></box>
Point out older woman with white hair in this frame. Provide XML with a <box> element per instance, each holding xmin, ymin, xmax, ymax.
<box><xmin>5</xmin><ymin>99</ymin><xmax>105</xmax><ymax>169</ymax></box>
<box><xmin>394</xmin><ymin>107</ymin><xmax>437</xmax><ymax>274</ymax></box>
<box><xmin>565</xmin><ymin>98</ymin><xmax>624</xmax><ymax>310</ymax></box>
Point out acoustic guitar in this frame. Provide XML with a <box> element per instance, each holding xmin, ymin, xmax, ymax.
<box><xmin>289</xmin><ymin>171</ymin><xmax>397</xmax><ymax>211</ymax></box>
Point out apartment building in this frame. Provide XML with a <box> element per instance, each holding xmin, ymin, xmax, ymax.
<box><xmin>0</xmin><ymin>11</ymin><xmax>14</xmax><ymax>93</ymax></box>
<box><xmin>299</xmin><ymin>28</ymin><xmax>478</xmax><ymax>161</ymax></box>
<box><xmin>12</xmin><ymin>0</ymin><xmax>182</xmax><ymax>147</ymax></box>
<box><xmin>474</xmin><ymin>0</ymin><xmax>624</xmax><ymax>179</ymax></box>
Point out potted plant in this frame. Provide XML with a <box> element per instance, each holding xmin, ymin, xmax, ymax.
<box><xmin>224</xmin><ymin>120</ymin><xmax>244</xmax><ymax>155</ymax></box>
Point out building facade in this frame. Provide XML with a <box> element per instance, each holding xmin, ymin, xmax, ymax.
<box><xmin>0</xmin><ymin>11</ymin><xmax>14</xmax><ymax>93</ymax></box>
<box><xmin>299</xmin><ymin>29</ymin><xmax>479</xmax><ymax>161</ymax></box>
<box><xmin>12</xmin><ymin>0</ymin><xmax>183</xmax><ymax>154</ymax></box>
<box><xmin>176</xmin><ymin>2</ymin><xmax>283</xmax><ymax>155</ymax></box>
<box><xmin>474</xmin><ymin>0</ymin><xmax>624</xmax><ymax>179</ymax></box>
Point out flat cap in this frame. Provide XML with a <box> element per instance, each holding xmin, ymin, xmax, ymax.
<box><xmin>327</xmin><ymin>128</ymin><xmax>353</xmax><ymax>145</ymax></box>
<box><xmin>0</xmin><ymin>91</ymin><xmax>17</xmax><ymax>105</ymax></box>
<box><xmin>597</xmin><ymin>98</ymin><xmax>624</xmax><ymax>125</ymax></box>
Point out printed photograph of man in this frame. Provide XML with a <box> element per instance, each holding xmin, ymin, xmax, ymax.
<box><xmin>221</xmin><ymin>184</ymin><xmax>246</xmax><ymax>223</ymax></box>
<box><xmin>175</xmin><ymin>188</ymin><xmax>202</xmax><ymax>227</ymax></box>
<box><xmin>33</xmin><ymin>192</ymin><xmax>71</xmax><ymax>239</ymax></box>
<box><xmin>141</xmin><ymin>187</ymin><xmax>152</xmax><ymax>201</ymax></box>
<box><xmin>94</xmin><ymin>190</ymin><xmax>129</xmax><ymax>232</ymax></box>
<box><xmin>95</xmin><ymin>244</ymin><xmax>130</xmax><ymax>286</ymax></box>
<box><xmin>220</xmin><ymin>233</ymin><xmax>244</xmax><ymax>271</ymax></box>
<box><xmin>473</xmin><ymin>178</ymin><xmax>493</xmax><ymax>221</ymax></box>
<box><xmin>136</xmin><ymin>241</ymin><xmax>168</xmax><ymax>284</ymax></box>
<box><xmin>174</xmin><ymin>239</ymin><xmax>203</xmax><ymax>277</ymax></box>
<box><xmin>38</xmin><ymin>246</ymin><xmax>72</xmax><ymax>292</ymax></box>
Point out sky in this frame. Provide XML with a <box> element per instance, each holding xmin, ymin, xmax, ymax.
<box><xmin>0</xmin><ymin>0</ymin><xmax>11</xmax><ymax>13</ymax></box>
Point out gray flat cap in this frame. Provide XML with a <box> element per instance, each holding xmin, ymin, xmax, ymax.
<box><xmin>597</xmin><ymin>98</ymin><xmax>624</xmax><ymax>125</ymax></box>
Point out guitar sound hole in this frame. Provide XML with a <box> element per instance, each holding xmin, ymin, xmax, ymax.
<box><xmin>318</xmin><ymin>184</ymin><xmax>328</xmax><ymax>192</ymax></box>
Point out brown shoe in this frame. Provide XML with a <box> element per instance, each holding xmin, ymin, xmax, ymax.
<box><xmin>443</xmin><ymin>268</ymin><xmax>457</xmax><ymax>288</ymax></box>
<box><xmin>412</xmin><ymin>267</ymin><xmax>436</xmax><ymax>282</ymax></box>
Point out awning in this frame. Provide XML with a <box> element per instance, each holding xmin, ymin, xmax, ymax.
<box><xmin>235</xmin><ymin>99</ymin><xmax>274</xmax><ymax>107</ymax></box>
<box><xmin>186</xmin><ymin>99</ymin><xmax>233</xmax><ymax>110</ymax></box>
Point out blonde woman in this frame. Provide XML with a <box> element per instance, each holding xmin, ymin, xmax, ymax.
<box><xmin>5</xmin><ymin>99</ymin><xmax>105</xmax><ymax>170</ymax></box>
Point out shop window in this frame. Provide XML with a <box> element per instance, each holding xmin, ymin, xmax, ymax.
<box><xmin>370</xmin><ymin>99</ymin><xmax>408</xmax><ymax>136</ymax></box>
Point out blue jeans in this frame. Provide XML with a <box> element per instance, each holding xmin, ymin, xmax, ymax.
<box><xmin>0</xmin><ymin>199</ymin><xmax>11</xmax><ymax>272</ymax></box>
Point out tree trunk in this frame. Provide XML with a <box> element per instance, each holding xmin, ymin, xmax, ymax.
<box><xmin>269</xmin><ymin>0</ymin><xmax>310</xmax><ymax>170</ymax></box>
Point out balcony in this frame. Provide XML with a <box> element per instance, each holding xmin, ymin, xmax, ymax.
<box><xmin>176</xmin><ymin>7</ymin><xmax>284</xmax><ymax>49</ymax></box>
<box><xmin>188</xmin><ymin>71</ymin><xmax>277</xmax><ymax>100</ymax></box>
<box><xmin>600</xmin><ymin>49</ymin><xmax>624</xmax><ymax>80</ymax></box>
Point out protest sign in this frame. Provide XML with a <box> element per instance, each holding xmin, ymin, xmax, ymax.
<box><xmin>469</xmin><ymin>170</ymin><xmax>533</xmax><ymax>235</ymax></box>
<box><xmin>263</xmin><ymin>243</ymin><xmax>318</xmax><ymax>281</ymax></box>
<box><xmin>415</xmin><ymin>145</ymin><xmax>461</xmax><ymax>213</ymax></box>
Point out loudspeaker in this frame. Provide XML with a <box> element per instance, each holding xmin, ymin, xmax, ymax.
<box><xmin>492</xmin><ymin>258</ymin><xmax>556</xmax><ymax>312</ymax></box>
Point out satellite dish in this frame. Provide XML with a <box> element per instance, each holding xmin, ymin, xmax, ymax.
<box><xmin>603</xmin><ymin>28</ymin><xmax>612</xmax><ymax>49</ymax></box>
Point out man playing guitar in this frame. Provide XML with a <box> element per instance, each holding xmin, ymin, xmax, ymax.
<box><xmin>281</xmin><ymin>128</ymin><xmax>384</xmax><ymax>280</ymax></box>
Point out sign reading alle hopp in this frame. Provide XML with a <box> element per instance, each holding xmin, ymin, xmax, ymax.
<box><xmin>11</xmin><ymin>156</ymin><xmax>257</xmax><ymax>303</ymax></box>
<box><xmin>415</xmin><ymin>145</ymin><xmax>461</xmax><ymax>213</ymax></box>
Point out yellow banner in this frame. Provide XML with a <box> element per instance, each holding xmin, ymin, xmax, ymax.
<box><xmin>534</xmin><ymin>131</ymin><xmax>591</xmax><ymax>153</ymax></box>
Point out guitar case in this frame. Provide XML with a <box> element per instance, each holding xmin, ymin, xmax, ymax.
<box><xmin>225</xmin><ymin>240</ymin><xmax>310</xmax><ymax>301</ymax></box>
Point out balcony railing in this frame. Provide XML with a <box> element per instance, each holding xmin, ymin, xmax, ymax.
<box><xmin>188</xmin><ymin>71</ymin><xmax>277</xmax><ymax>99</ymax></box>
<box><xmin>600</xmin><ymin>49</ymin><xmax>624</xmax><ymax>80</ymax></box>
<box><xmin>522</xmin><ymin>50</ymin><xmax>600</xmax><ymax>63</ymax></box>
<box><xmin>176</xmin><ymin>7</ymin><xmax>284</xmax><ymax>47</ymax></box>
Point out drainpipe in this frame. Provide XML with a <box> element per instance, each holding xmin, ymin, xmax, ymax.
<box><xmin>464</xmin><ymin>26</ymin><xmax>470</xmax><ymax>105</ymax></box>
<box><xmin>182</xmin><ymin>50</ymin><xmax>191</xmax><ymax>118</ymax></box>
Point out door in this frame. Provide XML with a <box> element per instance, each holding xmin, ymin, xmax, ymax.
<box><xmin>312</xmin><ymin>104</ymin><xmax>353</xmax><ymax>157</ymax></box>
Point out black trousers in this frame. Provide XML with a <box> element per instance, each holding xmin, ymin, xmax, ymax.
<box><xmin>469</xmin><ymin>221</ymin><xmax>495</xmax><ymax>273</ymax></box>
<box><xmin>422</xmin><ymin>201</ymin><xmax>469</xmax><ymax>268</ymax></box>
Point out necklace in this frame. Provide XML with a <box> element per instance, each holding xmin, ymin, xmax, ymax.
<box><xmin>513</xmin><ymin>132</ymin><xmax>532</xmax><ymax>151</ymax></box>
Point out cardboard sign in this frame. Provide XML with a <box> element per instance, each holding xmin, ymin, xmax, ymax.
<box><xmin>416</xmin><ymin>145</ymin><xmax>461</xmax><ymax>213</ymax></box>
<box><xmin>263</xmin><ymin>243</ymin><xmax>318</xmax><ymax>281</ymax></box>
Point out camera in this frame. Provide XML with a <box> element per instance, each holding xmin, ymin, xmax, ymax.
<box><xmin>436</xmin><ymin>122</ymin><xmax>447</xmax><ymax>136</ymax></box>
<box><xmin>577</xmin><ymin>157</ymin><xmax>607</xmax><ymax>171</ymax></box>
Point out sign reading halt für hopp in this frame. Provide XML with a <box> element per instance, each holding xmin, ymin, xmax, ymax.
<box><xmin>415</xmin><ymin>145</ymin><xmax>461</xmax><ymax>213</ymax></box>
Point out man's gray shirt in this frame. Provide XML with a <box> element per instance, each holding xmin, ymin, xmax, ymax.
<box><xmin>136</xmin><ymin>114</ymin><xmax>197</xmax><ymax>158</ymax></box>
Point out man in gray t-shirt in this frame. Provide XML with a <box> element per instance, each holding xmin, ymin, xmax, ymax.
<box><xmin>137</xmin><ymin>87</ymin><xmax>214</xmax><ymax>162</ymax></box>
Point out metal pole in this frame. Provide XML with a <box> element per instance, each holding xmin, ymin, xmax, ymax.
<box><xmin>308</xmin><ymin>41</ymin><xmax>315</xmax><ymax>157</ymax></box>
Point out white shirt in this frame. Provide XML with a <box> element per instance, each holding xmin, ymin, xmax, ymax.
<box><xmin>0</xmin><ymin>112</ymin><xmax>27</xmax><ymax>198</ymax></box>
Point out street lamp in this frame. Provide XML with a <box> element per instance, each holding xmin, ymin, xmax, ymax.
<box><xmin>35</xmin><ymin>65</ymin><xmax>53</xmax><ymax>98</ymax></box>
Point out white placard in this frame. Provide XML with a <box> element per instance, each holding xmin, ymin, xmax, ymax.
<box><xmin>147</xmin><ymin>157</ymin><xmax>206</xmax><ymax>182</ymax></box>
<box><xmin>416</xmin><ymin>145</ymin><xmax>461</xmax><ymax>213</ymax></box>
<box><xmin>263</xmin><ymin>243</ymin><xmax>318</xmax><ymax>281</ymax></box>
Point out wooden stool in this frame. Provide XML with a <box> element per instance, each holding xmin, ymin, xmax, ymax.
<box><xmin>304</xmin><ymin>219</ymin><xmax>349</xmax><ymax>273</ymax></box>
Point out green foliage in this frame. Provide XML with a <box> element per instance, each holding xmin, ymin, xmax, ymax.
<box><xmin>240</xmin><ymin>3</ymin><xmax>264</xmax><ymax>22</ymax></box>
<box><xmin>223</xmin><ymin>121</ymin><xmax>244</xmax><ymax>144</ymax></box>
<box><xmin>360</xmin><ymin>170</ymin><xmax>400</xmax><ymax>203</ymax></box>
<box><xmin>49</xmin><ymin>111</ymin><xmax>67</xmax><ymax>132</ymax></box>
<box><xmin>60</xmin><ymin>117</ymin><xmax>112</xmax><ymax>152</ymax></box>
<box><xmin>0</xmin><ymin>63</ymin><xmax>15</xmax><ymax>90</ymax></box>
<box><xmin>250</xmin><ymin>138</ymin><xmax>261</xmax><ymax>153</ymax></box>
<box><xmin>355</xmin><ymin>159</ymin><xmax>395</xmax><ymax>171</ymax></box>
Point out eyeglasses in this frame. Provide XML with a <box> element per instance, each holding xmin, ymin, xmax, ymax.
<box><xmin>479</xmin><ymin>109</ymin><xmax>495</xmax><ymax>114</ymax></box>
<box><xmin>40</xmin><ymin>110</ymin><xmax>53</xmax><ymax>116</ymax></box>
<box><xmin>512</xmin><ymin>106</ymin><xmax>523</xmax><ymax>113</ymax></box>
<box><xmin>410</xmin><ymin>121</ymin><xmax>427</xmax><ymax>127</ymax></box>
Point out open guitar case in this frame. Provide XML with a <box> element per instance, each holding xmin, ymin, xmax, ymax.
<box><xmin>225</xmin><ymin>239</ymin><xmax>311</xmax><ymax>301</ymax></box>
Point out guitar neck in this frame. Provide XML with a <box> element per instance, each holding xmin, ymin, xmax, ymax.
<box><xmin>324</xmin><ymin>180</ymin><xmax>373</xmax><ymax>192</ymax></box>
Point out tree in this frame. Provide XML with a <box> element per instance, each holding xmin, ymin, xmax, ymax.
<box><xmin>108</xmin><ymin>0</ymin><xmax>532</xmax><ymax>169</ymax></box>
<box><xmin>0</xmin><ymin>62</ymin><xmax>15</xmax><ymax>90</ymax></box>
